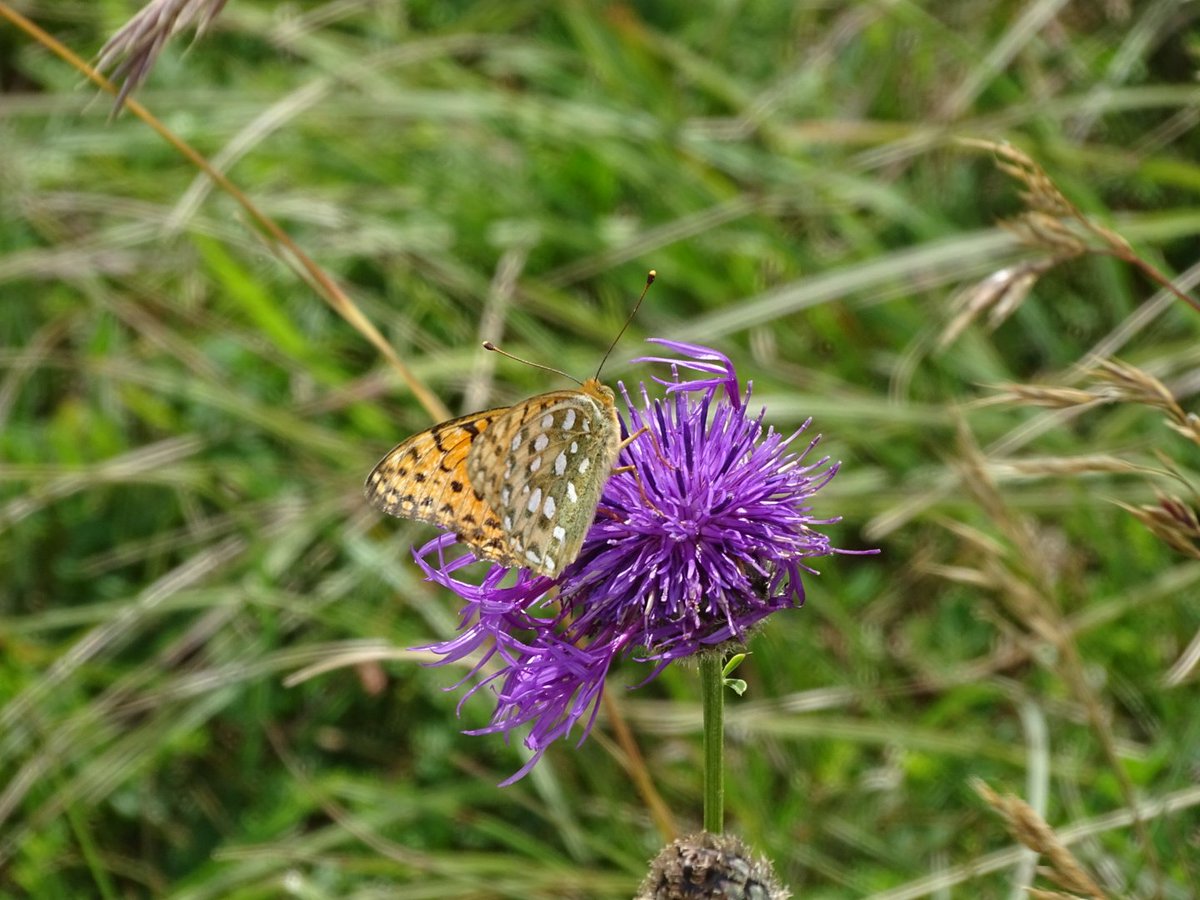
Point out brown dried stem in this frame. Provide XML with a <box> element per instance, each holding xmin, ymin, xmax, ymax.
<box><xmin>0</xmin><ymin>3</ymin><xmax>449</xmax><ymax>424</ymax></box>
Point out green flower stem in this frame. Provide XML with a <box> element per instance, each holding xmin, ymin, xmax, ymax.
<box><xmin>700</xmin><ymin>653</ymin><xmax>725</xmax><ymax>833</ymax></box>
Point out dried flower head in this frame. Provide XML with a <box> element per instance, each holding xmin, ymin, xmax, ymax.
<box><xmin>636</xmin><ymin>831</ymin><xmax>790</xmax><ymax>900</ymax></box>
<box><xmin>414</xmin><ymin>340</ymin><xmax>865</xmax><ymax>781</ymax></box>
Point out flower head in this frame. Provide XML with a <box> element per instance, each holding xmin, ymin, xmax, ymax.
<box><xmin>415</xmin><ymin>340</ymin><xmax>861</xmax><ymax>782</ymax></box>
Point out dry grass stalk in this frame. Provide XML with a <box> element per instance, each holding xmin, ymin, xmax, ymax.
<box><xmin>991</xmin><ymin>356</ymin><xmax>1200</xmax><ymax>440</ymax></box>
<box><xmin>997</xmin><ymin>455</ymin><xmax>1146</xmax><ymax>477</ymax></box>
<box><xmin>949</xmin><ymin>427</ymin><xmax>1161</xmax><ymax>876</ymax></box>
<box><xmin>96</xmin><ymin>0</ymin><xmax>229</xmax><ymax>109</ymax></box>
<box><xmin>940</xmin><ymin>259</ymin><xmax>1056</xmax><ymax>348</ymax></box>
<box><xmin>990</xmin><ymin>353</ymin><xmax>1200</xmax><ymax>568</ymax></box>
<box><xmin>942</xmin><ymin>140</ymin><xmax>1200</xmax><ymax>346</ymax></box>
<box><xmin>973</xmin><ymin>780</ymin><xmax>1108</xmax><ymax>899</ymax></box>
<box><xmin>974</xmin><ymin>140</ymin><xmax>1131</xmax><ymax>258</ymax></box>
<box><xmin>1090</xmin><ymin>359</ymin><xmax>1200</xmax><ymax>444</ymax></box>
<box><xmin>977</xmin><ymin>382</ymin><xmax>1105</xmax><ymax>410</ymax></box>
<box><xmin>1090</xmin><ymin>359</ymin><xmax>1182</xmax><ymax>415</ymax></box>
<box><xmin>1118</xmin><ymin>494</ymin><xmax>1200</xmax><ymax>561</ymax></box>
<box><xmin>949</xmin><ymin>424</ymin><xmax>1066</xmax><ymax>645</ymax></box>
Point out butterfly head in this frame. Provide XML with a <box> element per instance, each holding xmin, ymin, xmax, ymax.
<box><xmin>581</xmin><ymin>378</ymin><xmax>615</xmax><ymax>408</ymax></box>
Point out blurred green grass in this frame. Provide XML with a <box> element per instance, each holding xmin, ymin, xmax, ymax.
<box><xmin>2</xmin><ymin>1</ymin><xmax>1200</xmax><ymax>897</ymax></box>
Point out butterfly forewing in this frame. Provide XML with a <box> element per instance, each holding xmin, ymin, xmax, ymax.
<box><xmin>466</xmin><ymin>380</ymin><xmax>621</xmax><ymax>576</ymax></box>
<box><xmin>364</xmin><ymin>408</ymin><xmax>520</xmax><ymax>567</ymax></box>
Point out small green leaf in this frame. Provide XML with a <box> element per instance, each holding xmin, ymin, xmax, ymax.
<box><xmin>724</xmin><ymin>678</ymin><xmax>748</xmax><ymax>696</ymax></box>
<box><xmin>722</xmin><ymin>653</ymin><xmax>748</xmax><ymax>678</ymax></box>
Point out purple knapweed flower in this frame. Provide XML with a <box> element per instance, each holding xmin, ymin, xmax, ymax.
<box><xmin>414</xmin><ymin>340</ymin><xmax>860</xmax><ymax>783</ymax></box>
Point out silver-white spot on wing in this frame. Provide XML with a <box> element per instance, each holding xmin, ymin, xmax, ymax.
<box><xmin>461</xmin><ymin>385</ymin><xmax>621</xmax><ymax>577</ymax></box>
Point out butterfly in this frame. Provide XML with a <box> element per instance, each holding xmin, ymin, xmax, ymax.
<box><xmin>364</xmin><ymin>377</ymin><xmax>623</xmax><ymax>577</ymax></box>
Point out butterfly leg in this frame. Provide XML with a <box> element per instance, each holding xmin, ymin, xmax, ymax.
<box><xmin>617</xmin><ymin>424</ymin><xmax>650</xmax><ymax>452</ymax></box>
<box><xmin>611</xmin><ymin>425</ymin><xmax>647</xmax><ymax>478</ymax></box>
<box><xmin>619</xmin><ymin>423</ymin><xmax>675</xmax><ymax>471</ymax></box>
<box><xmin>609</xmin><ymin>426</ymin><xmax>650</xmax><ymax>479</ymax></box>
<box><xmin>610</xmin><ymin>461</ymin><xmax>665</xmax><ymax>516</ymax></box>
<box><xmin>602</xmin><ymin>426</ymin><xmax>674</xmax><ymax>516</ymax></box>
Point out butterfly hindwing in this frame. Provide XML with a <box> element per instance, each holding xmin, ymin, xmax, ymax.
<box><xmin>364</xmin><ymin>408</ymin><xmax>518</xmax><ymax>566</ymax></box>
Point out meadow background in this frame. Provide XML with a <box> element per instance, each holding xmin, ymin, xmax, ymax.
<box><xmin>2</xmin><ymin>1</ymin><xmax>1200</xmax><ymax>897</ymax></box>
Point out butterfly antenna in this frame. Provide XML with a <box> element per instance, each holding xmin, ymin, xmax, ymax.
<box><xmin>595</xmin><ymin>269</ymin><xmax>655</xmax><ymax>380</ymax></box>
<box><xmin>482</xmin><ymin>341</ymin><xmax>584</xmax><ymax>386</ymax></box>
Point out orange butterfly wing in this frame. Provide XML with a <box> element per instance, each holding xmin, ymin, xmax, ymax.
<box><xmin>364</xmin><ymin>408</ymin><xmax>519</xmax><ymax>567</ymax></box>
<box><xmin>365</xmin><ymin>381</ymin><xmax>621</xmax><ymax>576</ymax></box>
